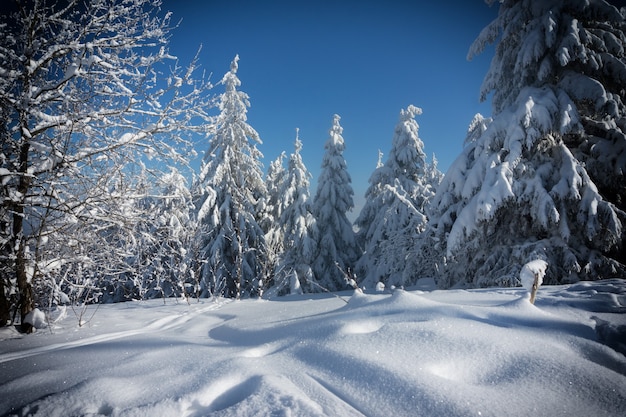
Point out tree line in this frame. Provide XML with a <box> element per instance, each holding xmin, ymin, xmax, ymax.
<box><xmin>1</xmin><ymin>0</ymin><xmax>625</xmax><ymax>333</ymax></box>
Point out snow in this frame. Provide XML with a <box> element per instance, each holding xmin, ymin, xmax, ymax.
<box><xmin>2</xmin><ymin>280</ymin><xmax>625</xmax><ymax>416</ymax></box>
<box><xmin>519</xmin><ymin>259</ymin><xmax>549</xmax><ymax>291</ymax></box>
<box><xmin>23</xmin><ymin>309</ymin><xmax>47</xmax><ymax>330</ymax></box>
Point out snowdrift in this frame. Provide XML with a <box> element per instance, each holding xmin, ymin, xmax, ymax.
<box><xmin>1</xmin><ymin>280</ymin><xmax>625</xmax><ymax>416</ymax></box>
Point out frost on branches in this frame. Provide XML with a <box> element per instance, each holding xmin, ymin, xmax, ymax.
<box><xmin>193</xmin><ymin>56</ymin><xmax>268</xmax><ymax>299</ymax></box>
<box><xmin>131</xmin><ymin>168</ymin><xmax>196</xmax><ymax>301</ymax></box>
<box><xmin>430</xmin><ymin>0</ymin><xmax>626</xmax><ymax>288</ymax></box>
<box><xmin>0</xmin><ymin>0</ymin><xmax>211</xmax><ymax>330</ymax></box>
<box><xmin>311</xmin><ymin>115</ymin><xmax>358</xmax><ymax>292</ymax></box>
<box><xmin>355</xmin><ymin>105</ymin><xmax>440</xmax><ymax>289</ymax></box>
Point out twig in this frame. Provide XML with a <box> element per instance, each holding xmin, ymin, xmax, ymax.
<box><xmin>307</xmin><ymin>279</ymin><xmax>350</xmax><ymax>304</ymax></box>
<box><xmin>335</xmin><ymin>262</ymin><xmax>362</xmax><ymax>293</ymax></box>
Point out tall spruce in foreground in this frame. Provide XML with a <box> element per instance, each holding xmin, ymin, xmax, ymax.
<box><xmin>0</xmin><ymin>0</ymin><xmax>211</xmax><ymax>331</ymax></box>
<box><xmin>273</xmin><ymin>131</ymin><xmax>317</xmax><ymax>294</ymax></box>
<box><xmin>428</xmin><ymin>0</ymin><xmax>626</xmax><ymax>288</ymax></box>
<box><xmin>312</xmin><ymin>115</ymin><xmax>358</xmax><ymax>291</ymax></box>
<box><xmin>355</xmin><ymin>105</ymin><xmax>440</xmax><ymax>289</ymax></box>
<box><xmin>194</xmin><ymin>56</ymin><xmax>268</xmax><ymax>299</ymax></box>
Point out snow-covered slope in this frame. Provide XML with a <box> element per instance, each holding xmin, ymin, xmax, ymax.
<box><xmin>1</xmin><ymin>280</ymin><xmax>625</xmax><ymax>416</ymax></box>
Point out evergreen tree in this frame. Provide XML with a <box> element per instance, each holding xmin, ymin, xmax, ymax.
<box><xmin>261</xmin><ymin>152</ymin><xmax>287</xmax><ymax>280</ymax></box>
<box><xmin>194</xmin><ymin>56</ymin><xmax>267</xmax><ymax>299</ymax></box>
<box><xmin>312</xmin><ymin>115</ymin><xmax>358</xmax><ymax>291</ymax></box>
<box><xmin>355</xmin><ymin>106</ymin><xmax>440</xmax><ymax>288</ymax></box>
<box><xmin>425</xmin><ymin>154</ymin><xmax>445</xmax><ymax>195</ymax></box>
<box><xmin>363</xmin><ymin>180</ymin><xmax>428</xmax><ymax>289</ymax></box>
<box><xmin>274</xmin><ymin>131</ymin><xmax>317</xmax><ymax>294</ymax></box>
<box><xmin>430</xmin><ymin>0</ymin><xmax>626</xmax><ymax>288</ymax></box>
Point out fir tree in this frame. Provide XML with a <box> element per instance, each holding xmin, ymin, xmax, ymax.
<box><xmin>262</xmin><ymin>152</ymin><xmax>287</xmax><ymax>281</ymax></box>
<box><xmin>194</xmin><ymin>56</ymin><xmax>267</xmax><ymax>298</ymax></box>
<box><xmin>355</xmin><ymin>106</ymin><xmax>440</xmax><ymax>288</ymax></box>
<box><xmin>312</xmin><ymin>115</ymin><xmax>358</xmax><ymax>292</ymax></box>
<box><xmin>274</xmin><ymin>130</ymin><xmax>317</xmax><ymax>294</ymax></box>
<box><xmin>430</xmin><ymin>0</ymin><xmax>626</xmax><ymax>288</ymax></box>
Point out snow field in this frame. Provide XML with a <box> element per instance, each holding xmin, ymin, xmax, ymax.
<box><xmin>1</xmin><ymin>280</ymin><xmax>625</xmax><ymax>416</ymax></box>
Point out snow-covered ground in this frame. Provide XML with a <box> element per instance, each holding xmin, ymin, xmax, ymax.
<box><xmin>1</xmin><ymin>279</ymin><xmax>625</xmax><ymax>417</ymax></box>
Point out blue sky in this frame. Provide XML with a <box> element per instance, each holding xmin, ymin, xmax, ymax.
<box><xmin>164</xmin><ymin>0</ymin><xmax>498</xmax><ymax>212</ymax></box>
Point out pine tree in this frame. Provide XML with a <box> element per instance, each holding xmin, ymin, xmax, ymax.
<box><xmin>430</xmin><ymin>0</ymin><xmax>626</xmax><ymax>288</ymax></box>
<box><xmin>194</xmin><ymin>56</ymin><xmax>267</xmax><ymax>298</ymax></box>
<box><xmin>273</xmin><ymin>131</ymin><xmax>317</xmax><ymax>294</ymax></box>
<box><xmin>311</xmin><ymin>115</ymin><xmax>358</xmax><ymax>292</ymax></box>
<box><xmin>355</xmin><ymin>106</ymin><xmax>440</xmax><ymax>288</ymax></box>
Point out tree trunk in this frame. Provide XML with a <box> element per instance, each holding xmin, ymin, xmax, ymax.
<box><xmin>15</xmin><ymin>238</ymin><xmax>33</xmax><ymax>332</ymax></box>
<box><xmin>0</xmin><ymin>276</ymin><xmax>10</xmax><ymax>327</ymax></box>
<box><xmin>9</xmin><ymin>197</ymin><xmax>34</xmax><ymax>333</ymax></box>
<box><xmin>15</xmin><ymin>139</ymin><xmax>34</xmax><ymax>333</ymax></box>
<box><xmin>529</xmin><ymin>272</ymin><xmax>539</xmax><ymax>305</ymax></box>
<box><xmin>235</xmin><ymin>236</ymin><xmax>242</xmax><ymax>300</ymax></box>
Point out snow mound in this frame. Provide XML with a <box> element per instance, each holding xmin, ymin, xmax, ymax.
<box><xmin>24</xmin><ymin>308</ymin><xmax>47</xmax><ymax>330</ymax></box>
<box><xmin>593</xmin><ymin>316</ymin><xmax>626</xmax><ymax>356</ymax></box>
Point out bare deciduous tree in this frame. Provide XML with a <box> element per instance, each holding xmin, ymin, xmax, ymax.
<box><xmin>0</xmin><ymin>0</ymin><xmax>212</xmax><ymax>332</ymax></box>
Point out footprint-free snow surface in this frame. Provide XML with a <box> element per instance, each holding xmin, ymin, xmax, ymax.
<box><xmin>1</xmin><ymin>280</ymin><xmax>626</xmax><ymax>416</ymax></box>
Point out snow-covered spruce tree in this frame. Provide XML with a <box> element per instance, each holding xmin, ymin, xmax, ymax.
<box><xmin>429</xmin><ymin>0</ymin><xmax>626</xmax><ymax>288</ymax></box>
<box><xmin>0</xmin><ymin>0</ymin><xmax>211</xmax><ymax>331</ymax></box>
<box><xmin>273</xmin><ymin>131</ymin><xmax>317</xmax><ymax>294</ymax></box>
<box><xmin>354</xmin><ymin>105</ymin><xmax>440</xmax><ymax>289</ymax></box>
<box><xmin>363</xmin><ymin>180</ymin><xmax>428</xmax><ymax>289</ymax></box>
<box><xmin>311</xmin><ymin>115</ymin><xmax>358</xmax><ymax>292</ymax></box>
<box><xmin>414</xmin><ymin>115</ymin><xmax>494</xmax><ymax>284</ymax></box>
<box><xmin>194</xmin><ymin>55</ymin><xmax>268</xmax><ymax>299</ymax></box>
<box><xmin>425</xmin><ymin>154</ymin><xmax>445</xmax><ymax>195</ymax></box>
<box><xmin>260</xmin><ymin>151</ymin><xmax>287</xmax><ymax>281</ymax></box>
<box><xmin>474</xmin><ymin>0</ymin><xmax>626</xmax><ymax>217</ymax></box>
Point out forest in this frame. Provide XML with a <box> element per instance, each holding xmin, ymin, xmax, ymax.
<box><xmin>1</xmin><ymin>0</ymin><xmax>625</xmax><ymax>335</ymax></box>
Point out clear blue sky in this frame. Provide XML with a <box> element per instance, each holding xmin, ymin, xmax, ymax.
<box><xmin>164</xmin><ymin>0</ymin><xmax>498</xmax><ymax>213</ymax></box>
